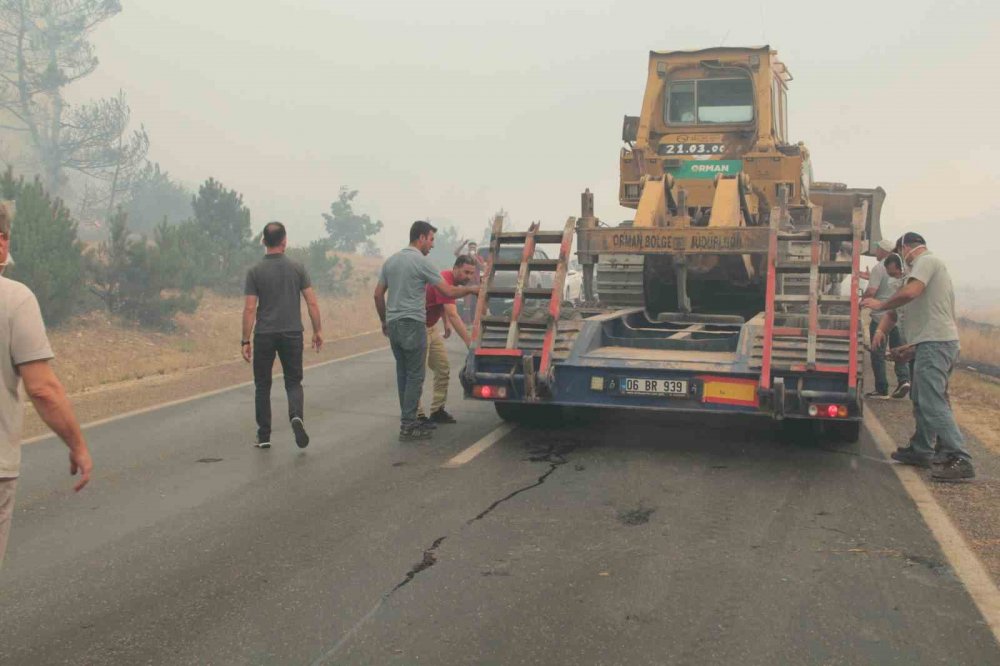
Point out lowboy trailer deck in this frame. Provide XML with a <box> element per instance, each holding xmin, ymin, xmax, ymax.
<box><xmin>461</xmin><ymin>188</ymin><xmax>868</xmax><ymax>443</ymax></box>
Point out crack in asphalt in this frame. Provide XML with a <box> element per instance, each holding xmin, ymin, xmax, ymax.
<box><xmin>311</xmin><ymin>438</ymin><xmax>576</xmax><ymax>665</ymax></box>
<box><xmin>467</xmin><ymin>441</ymin><xmax>575</xmax><ymax>524</ymax></box>
<box><xmin>392</xmin><ymin>536</ymin><xmax>447</xmax><ymax>592</ymax></box>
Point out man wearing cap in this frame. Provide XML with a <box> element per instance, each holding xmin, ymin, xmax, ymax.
<box><xmin>862</xmin><ymin>239</ymin><xmax>911</xmax><ymax>399</ymax></box>
<box><xmin>862</xmin><ymin>232</ymin><xmax>973</xmax><ymax>481</ymax></box>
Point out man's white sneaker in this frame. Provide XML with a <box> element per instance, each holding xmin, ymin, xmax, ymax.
<box><xmin>254</xmin><ymin>439</ymin><xmax>271</xmax><ymax>449</ymax></box>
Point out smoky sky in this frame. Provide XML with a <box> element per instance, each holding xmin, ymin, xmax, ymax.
<box><xmin>72</xmin><ymin>0</ymin><xmax>999</xmax><ymax>286</ymax></box>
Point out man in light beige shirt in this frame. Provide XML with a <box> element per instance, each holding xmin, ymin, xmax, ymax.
<box><xmin>0</xmin><ymin>202</ymin><xmax>92</xmax><ymax>567</ymax></box>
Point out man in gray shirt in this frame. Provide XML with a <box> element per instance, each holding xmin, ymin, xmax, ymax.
<box><xmin>862</xmin><ymin>239</ymin><xmax>911</xmax><ymax>399</ymax></box>
<box><xmin>374</xmin><ymin>221</ymin><xmax>478</xmax><ymax>441</ymax></box>
<box><xmin>243</xmin><ymin>222</ymin><xmax>323</xmax><ymax>449</ymax></box>
<box><xmin>863</xmin><ymin>232</ymin><xmax>973</xmax><ymax>481</ymax></box>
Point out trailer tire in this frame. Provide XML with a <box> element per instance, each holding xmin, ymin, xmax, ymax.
<box><xmin>493</xmin><ymin>402</ymin><xmax>560</xmax><ymax>426</ymax></box>
<box><xmin>830</xmin><ymin>420</ymin><xmax>862</xmax><ymax>444</ymax></box>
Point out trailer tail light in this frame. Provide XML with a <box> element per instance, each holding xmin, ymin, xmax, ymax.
<box><xmin>808</xmin><ymin>403</ymin><xmax>848</xmax><ymax>418</ymax></box>
<box><xmin>473</xmin><ymin>385</ymin><xmax>507</xmax><ymax>400</ymax></box>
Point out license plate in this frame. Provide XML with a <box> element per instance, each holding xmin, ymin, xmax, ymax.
<box><xmin>658</xmin><ymin>143</ymin><xmax>726</xmax><ymax>156</ymax></box>
<box><xmin>622</xmin><ymin>377</ymin><xmax>688</xmax><ymax>397</ymax></box>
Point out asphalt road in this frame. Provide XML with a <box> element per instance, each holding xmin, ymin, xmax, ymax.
<box><xmin>1</xmin><ymin>341</ymin><xmax>998</xmax><ymax>665</ymax></box>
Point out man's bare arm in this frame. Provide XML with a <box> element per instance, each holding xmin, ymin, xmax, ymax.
<box><xmin>444</xmin><ymin>303</ymin><xmax>471</xmax><ymax>347</ymax></box>
<box><xmin>872</xmin><ymin>310</ymin><xmax>898</xmax><ymax>349</ymax></box>
<box><xmin>374</xmin><ymin>283</ymin><xmax>389</xmax><ymax>335</ymax></box>
<box><xmin>302</xmin><ymin>287</ymin><xmax>323</xmax><ymax>351</ymax></box>
<box><xmin>863</xmin><ymin>279</ymin><xmax>925</xmax><ymax>312</ymax></box>
<box><xmin>19</xmin><ymin>360</ymin><xmax>91</xmax><ymax>491</ymax></box>
<box><xmin>241</xmin><ymin>295</ymin><xmax>257</xmax><ymax>362</ymax></box>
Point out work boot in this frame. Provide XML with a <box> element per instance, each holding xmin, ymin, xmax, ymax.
<box><xmin>430</xmin><ymin>408</ymin><xmax>457</xmax><ymax>424</ymax></box>
<box><xmin>417</xmin><ymin>416</ymin><xmax>437</xmax><ymax>430</ymax></box>
<box><xmin>931</xmin><ymin>456</ymin><xmax>975</xmax><ymax>482</ymax></box>
<box><xmin>890</xmin><ymin>446</ymin><xmax>932</xmax><ymax>468</ymax></box>
<box><xmin>399</xmin><ymin>425</ymin><xmax>432</xmax><ymax>442</ymax></box>
<box><xmin>890</xmin><ymin>382</ymin><xmax>911</xmax><ymax>399</ymax></box>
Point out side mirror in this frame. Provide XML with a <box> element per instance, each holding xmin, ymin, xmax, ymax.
<box><xmin>622</xmin><ymin>115</ymin><xmax>639</xmax><ymax>143</ymax></box>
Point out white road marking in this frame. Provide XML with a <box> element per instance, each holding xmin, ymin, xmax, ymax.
<box><xmin>442</xmin><ymin>423</ymin><xmax>516</xmax><ymax>468</ymax></box>
<box><xmin>865</xmin><ymin>410</ymin><xmax>1000</xmax><ymax>644</ymax></box>
<box><xmin>24</xmin><ymin>335</ymin><xmax>388</xmax><ymax>445</ymax></box>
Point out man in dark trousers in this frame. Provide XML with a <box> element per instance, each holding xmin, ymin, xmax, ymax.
<box><xmin>374</xmin><ymin>221</ymin><xmax>478</xmax><ymax>442</ymax></box>
<box><xmin>242</xmin><ymin>222</ymin><xmax>323</xmax><ymax>449</ymax></box>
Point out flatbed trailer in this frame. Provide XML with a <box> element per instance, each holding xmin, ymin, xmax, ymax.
<box><xmin>461</xmin><ymin>189</ymin><xmax>869</xmax><ymax>443</ymax></box>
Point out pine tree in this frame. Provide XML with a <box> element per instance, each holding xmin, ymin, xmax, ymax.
<box><xmin>0</xmin><ymin>168</ymin><xmax>83</xmax><ymax>325</ymax></box>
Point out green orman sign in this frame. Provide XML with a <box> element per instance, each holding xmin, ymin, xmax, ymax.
<box><xmin>667</xmin><ymin>160</ymin><xmax>743</xmax><ymax>180</ymax></box>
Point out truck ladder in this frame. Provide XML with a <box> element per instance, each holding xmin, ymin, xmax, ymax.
<box><xmin>759</xmin><ymin>187</ymin><xmax>865</xmax><ymax>392</ymax></box>
<box><xmin>471</xmin><ymin>216</ymin><xmax>577</xmax><ymax>391</ymax></box>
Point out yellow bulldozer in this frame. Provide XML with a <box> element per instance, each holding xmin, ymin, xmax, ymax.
<box><xmin>589</xmin><ymin>45</ymin><xmax>884</xmax><ymax>317</ymax></box>
<box><xmin>463</xmin><ymin>46</ymin><xmax>879</xmax><ymax>442</ymax></box>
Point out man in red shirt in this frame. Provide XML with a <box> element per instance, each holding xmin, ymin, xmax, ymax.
<box><xmin>418</xmin><ymin>256</ymin><xmax>477</xmax><ymax>424</ymax></box>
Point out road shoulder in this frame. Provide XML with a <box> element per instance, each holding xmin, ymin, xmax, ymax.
<box><xmin>866</xmin><ymin>369</ymin><xmax>1000</xmax><ymax>588</ymax></box>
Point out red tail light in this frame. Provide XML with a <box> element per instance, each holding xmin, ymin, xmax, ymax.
<box><xmin>473</xmin><ymin>385</ymin><xmax>507</xmax><ymax>399</ymax></box>
<box><xmin>808</xmin><ymin>403</ymin><xmax>849</xmax><ymax>418</ymax></box>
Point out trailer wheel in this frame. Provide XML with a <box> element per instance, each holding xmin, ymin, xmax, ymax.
<box><xmin>494</xmin><ymin>402</ymin><xmax>561</xmax><ymax>426</ymax></box>
<box><xmin>830</xmin><ymin>420</ymin><xmax>862</xmax><ymax>444</ymax></box>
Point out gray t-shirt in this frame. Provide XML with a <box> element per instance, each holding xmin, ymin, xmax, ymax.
<box><xmin>245</xmin><ymin>254</ymin><xmax>312</xmax><ymax>334</ymax></box>
<box><xmin>899</xmin><ymin>251</ymin><xmax>959</xmax><ymax>345</ymax></box>
<box><xmin>867</xmin><ymin>261</ymin><xmax>901</xmax><ymax>322</ymax></box>
<box><xmin>378</xmin><ymin>247</ymin><xmax>444</xmax><ymax>323</ymax></box>
<box><xmin>0</xmin><ymin>277</ymin><xmax>54</xmax><ymax>478</ymax></box>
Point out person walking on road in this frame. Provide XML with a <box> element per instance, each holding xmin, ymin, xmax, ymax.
<box><xmin>0</xmin><ymin>202</ymin><xmax>92</xmax><ymax>567</ymax></box>
<box><xmin>374</xmin><ymin>222</ymin><xmax>479</xmax><ymax>442</ymax></box>
<box><xmin>862</xmin><ymin>232</ymin><xmax>974</xmax><ymax>481</ymax></box>
<box><xmin>417</xmin><ymin>255</ymin><xmax>477</xmax><ymax>426</ymax></box>
<box><xmin>242</xmin><ymin>222</ymin><xmax>323</xmax><ymax>450</ymax></box>
<box><xmin>862</xmin><ymin>239</ymin><xmax>911</xmax><ymax>400</ymax></box>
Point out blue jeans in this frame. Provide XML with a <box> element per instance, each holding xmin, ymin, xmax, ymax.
<box><xmin>908</xmin><ymin>341</ymin><xmax>970</xmax><ymax>461</ymax></box>
<box><xmin>388</xmin><ymin>319</ymin><xmax>428</xmax><ymax>428</ymax></box>
<box><xmin>869</xmin><ymin>319</ymin><xmax>911</xmax><ymax>394</ymax></box>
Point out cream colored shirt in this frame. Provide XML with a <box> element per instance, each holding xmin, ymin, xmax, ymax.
<box><xmin>899</xmin><ymin>251</ymin><xmax>960</xmax><ymax>346</ymax></box>
<box><xmin>0</xmin><ymin>277</ymin><xmax>54</xmax><ymax>478</ymax></box>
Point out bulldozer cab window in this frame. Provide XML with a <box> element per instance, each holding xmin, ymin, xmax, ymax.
<box><xmin>666</xmin><ymin>77</ymin><xmax>753</xmax><ymax>125</ymax></box>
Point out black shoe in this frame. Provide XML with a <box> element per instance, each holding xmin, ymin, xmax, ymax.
<box><xmin>399</xmin><ymin>426</ymin><xmax>432</xmax><ymax>442</ymax></box>
<box><xmin>430</xmin><ymin>408</ymin><xmax>457</xmax><ymax>424</ymax></box>
<box><xmin>890</xmin><ymin>382</ymin><xmax>911</xmax><ymax>399</ymax></box>
<box><xmin>865</xmin><ymin>390</ymin><xmax>890</xmax><ymax>400</ymax></box>
<box><xmin>891</xmin><ymin>447</ymin><xmax>932</xmax><ymax>468</ymax></box>
<box><xmin>291</xmin><ymin>417</ymin><xmax>310</xmax><ymax>448</ymax></box>
<box><xmin>931</xmin><ymin>456</ymin><xmax>975</xmax><ymax>482</ymax></box>
<box><xmin>417</xmin><ymin>416</ymin><xmax>437</xmax><ymax>430</ymax></box>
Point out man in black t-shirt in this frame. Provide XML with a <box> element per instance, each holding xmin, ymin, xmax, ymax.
<box><xmin>242</xmin><ymin>222</ymin><xmax>323</xmax><ymax>449</ymax></box>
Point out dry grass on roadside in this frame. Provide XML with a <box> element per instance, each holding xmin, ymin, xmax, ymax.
<box><xmin>957</xmin><ymin>320</ymin><xmax>1000</xmax><ymax>369</ymax></box>
<box><xmin>47</xmin><ymin>253</ymin><xmax>383</xmax><ymax>395</ymax></box>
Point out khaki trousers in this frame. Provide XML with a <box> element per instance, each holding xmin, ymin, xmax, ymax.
<box><xmin>0</xmin><ymin>477</ymin><xmax>17</xmax><ymax>569</ymax></box>
<box><xmin>418</xmin><ymin>326</ymin><xmax>450</xmax><ymax>417</ymax></box>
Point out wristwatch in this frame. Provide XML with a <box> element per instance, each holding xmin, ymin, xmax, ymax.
<box><xmin>241</xmin><ymin>340</ymin><xmax>250</xmax><ymax>346</ymax></box>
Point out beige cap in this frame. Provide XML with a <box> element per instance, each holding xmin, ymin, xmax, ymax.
<box><xmin>877</xmin><ymin>239</ymin><xmax>894</xmax><ymax>253</ymax></box>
